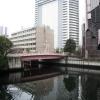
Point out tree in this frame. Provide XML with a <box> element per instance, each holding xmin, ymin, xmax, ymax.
<box><xmin>63</xmin><ymin>76</ymin><xmax>76</xmax><ymax>92</ymax></box>
<box><xmin>0</xmin><ymin>36</ymin><xmax>13</xmax><ymax>68</ymax></box>
<box><xmin>64</xmin><ymin>39</ymin><xmax>76</xmax><ymax>54</ymax></box>
<box><xmin>0</xmin><ymin>36</ymin><xmax>13</xmax><ymax>57</ymax></box>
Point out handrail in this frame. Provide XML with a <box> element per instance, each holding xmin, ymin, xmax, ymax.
<box><xmin>66</xmin><ymin>57</ymin><xmax>100</xmax><ymax>66</ymax></box>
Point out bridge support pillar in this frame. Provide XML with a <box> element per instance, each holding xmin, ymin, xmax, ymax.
<box><xmin>8</xmin><ymin>57</ymin><xmax>21</xmax><ymax>69</ymax></box>
<box><xmin>38</xmin><ymin>59</ymin><xmax>42</xmax><ymax>69</ymax></box>
<box><xmin>21</xmin><ymin>61</ymin><xmax>24</xmax><ymax>68</ymax></box>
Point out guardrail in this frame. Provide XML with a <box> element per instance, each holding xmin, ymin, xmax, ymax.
<box><xmin>7</xmin><ymin>53</ymin><xmax>64</xmax><ymax>57</ymax></box>
<box><xmin>66</xmin><ymin>57</ymin><xmax>100</xmax><ymax>66</ymax></box>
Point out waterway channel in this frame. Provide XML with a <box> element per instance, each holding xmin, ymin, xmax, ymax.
<box><xmin>0</xmin><ymin>64</ymin><xmax>100</xmax><ymax>100</ymax></box>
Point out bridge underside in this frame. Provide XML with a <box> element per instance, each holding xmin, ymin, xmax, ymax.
<box><xmin>21</xmin><ymin>54</ymin><xmax>65</xmax><ymax>69</ymax></box>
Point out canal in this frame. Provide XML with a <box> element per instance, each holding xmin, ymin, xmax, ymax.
<box><xmin>0</xmin><ymin>64</ymin><xmax>100</xmax><ymax>100</ymax></box>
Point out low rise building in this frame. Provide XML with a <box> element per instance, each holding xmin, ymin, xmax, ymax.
<box><xmin>10</xmin><ymin>26</ymin><xmax>54</xmax><ymax>53</ymax></box>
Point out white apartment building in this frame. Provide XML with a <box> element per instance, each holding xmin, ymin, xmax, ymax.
<box><xmin>10</xmin><ymin>26</ymin><xmax>54</xmax><ymax>53</ymax></box>
<box><xmin>35</xmin><ymin>0</ymin><xmax>79</xmax><ymax>48</ymax></box>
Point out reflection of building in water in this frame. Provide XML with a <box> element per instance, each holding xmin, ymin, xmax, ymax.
<box><xmin>56</xmin><ymin>76</ymin><xmax>69</xmax><ymax>100</ymax></box>
<box><xmin>9</xmin><ymin>72</ymin><xmax>21</xmax><ymax>83</ymax></box>
<box><xmin>81</xmin><ymin>75</ymin><xmax>100</xmax><ymax>100</ymax></box>
<box><xmin>56</xmin><ymin>75</ymin><xmax>78</xmax><ymax>100</ymax></box>
<box><xmin>17</xmin><ymin>78</ymin><xmax>54</xmax><ymax>100</ymax></box>
<box><xmin>16</xmin><ymin>75</ymin><xmax>78</xmax><ymax>100</ymax></box>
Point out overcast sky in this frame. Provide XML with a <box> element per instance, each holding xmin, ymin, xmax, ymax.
<box><xmin>0</xmin><ymin>0</ymin><xmax>35</xmax><ymax>34</ymax></box>
<box><xmin>0</xmin><ymin>0</ymin><xmax>86</xmax><ymax>36</ymax></box>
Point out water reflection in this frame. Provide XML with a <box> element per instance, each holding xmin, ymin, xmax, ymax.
<box><xmin>63</xmin><ymin>75</ymin><xmax>76</xmax><ymax>92</ymax></box>
<box><xmin>18</xmin><ymin>78</ymin><xmax>53</xmax><ymax>97</ymax></box>
<box><xmin>8</xmin><ymin>75</ymin><xmax>78</xmax><ymax>100</ymax></box>
<box><xmin>0</xmin><ymin>67</ymin><xmax>60</xmax><ymax>85</ymax></box>
<box><xmin>0</xmin><ymin>69</ymin><xmax>100</xmax><ymax>99</ymax></box>
<box><xmin>0</xmin><ymin>85</ymin><xmax>12</xmax><ymax>100</ymax></box>
<box><xmin>0</xmin><ymin>73</ymin><xmax>79</xmax><ymax>100</ymax></box>
<box><xmin>81</xmin><ymin>74</ymin><xmax>100</xmax><ymax>100</ymax></box>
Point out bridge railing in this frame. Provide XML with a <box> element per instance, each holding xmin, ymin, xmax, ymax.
<box><xmin>7</xmin><ymin>53</ymin><xmax>64</xmax><ymax>57</ymax></box>
<box><xmin>66</xmin><ymin>57</ymin><xmax>100</xmax><ymax>66</ymax></box>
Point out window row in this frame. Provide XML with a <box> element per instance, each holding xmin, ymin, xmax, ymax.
<box><xmin>12</xmin><ymin>38</ymin><xmax>36</xmax><ymax>43</ymax></box>
<box><xmin>14</xmin><ymin>43</ymin><xmax>36</xmax><ymax>47</ymax></box>
<box><xmin>11</xmin><ymin>33</ymin><xmax>35</xmax><ymax>40</ymax></box>
<box><xmin>12</xmin><ymin>28</ymin><xmax>35</xmax><ymax>36</ymax></box>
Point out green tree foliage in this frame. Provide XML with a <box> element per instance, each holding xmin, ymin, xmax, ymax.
<box><xmin>0</xmin><ymin>36</ymin><xmax>13</xmax><ymax>68</ymax></box>
<box><xmin>0</xmin><ymin>36</ymin><xmax>12</xmax><ymax>57</ymax></box>
<box><xmin>64</xmin><ymin>39</ymin><xmax>76</xmax><ymax>54</ymax></box>
<box><xmin>0</xmin><ymin>56</ymin><xmax>8</xmax><ymax>69</ymax></box>
<box><xmin>63</xmin><ymin>76</ymin><xmax>76</xmax><ymax>92</ymax></box>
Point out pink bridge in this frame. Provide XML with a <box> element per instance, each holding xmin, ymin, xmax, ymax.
<box><xmin>20</xmin><ymin>53</ymin><xmax>65</xmax><ymax>61</ymax></box>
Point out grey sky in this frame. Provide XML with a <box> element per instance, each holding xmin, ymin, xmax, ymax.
<box><xmin>0</xmin><ymin>0</ymin><xmax>35</xmax><ymax>34</ymax></box>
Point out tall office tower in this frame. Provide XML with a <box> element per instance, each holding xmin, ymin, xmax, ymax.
<box><xmin>85</xmin><ymin>0</ymin><xmax>100</xmax><ymax>58</ymax></box>
<box><xmin>86</xmin><ymin>0</ymin><xmax>100</xmax><ymax>33</ymax></box>
<box><xmin>35</xmin><ymin>0</ymin><xmax>79</xmax><ymax>48</ymax></box>
<box><xmin>0</xmin><ymin>26</ymin><xmax>8</xmax><ymax>36</ymax></box>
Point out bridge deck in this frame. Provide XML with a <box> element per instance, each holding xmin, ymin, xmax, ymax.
<box><xmin>8</xmin><ymin>53</ymin><xmax>100</xmax><ymax>69</ymax></box>
<box><xmin>8</xmin><ymin>53</ymin><xmax>65</xmax><ymax>61</ymax></box>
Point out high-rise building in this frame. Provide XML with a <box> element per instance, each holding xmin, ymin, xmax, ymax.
<box><xmin>0</xmin><ymin>26</ymin><xmax>8</xmax><ymax>36</ymax></box>
<box><xmin>86</xmin><ymin>0</ymin><xmax>100</xmax><ymax>32</ymax></box>
<box><xmin>84</xmin><ymin>0</ymin><xmax>100</xmax><ymax>58</ymax></box>
<box><xmin>35</xmin><ymin>0</ymin><xmax>79</xmax><ymax>48</ymax></box>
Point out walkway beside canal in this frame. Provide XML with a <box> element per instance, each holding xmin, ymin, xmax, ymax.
<box><xmin>67</xmin><ymin>57</ymin><xmax>100</xmax><ymax>66</ymax></box>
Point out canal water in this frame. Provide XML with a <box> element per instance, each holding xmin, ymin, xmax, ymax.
<box><xmin>0</xmin><ymin>65</ymin><xmax>100</xmax><ymax>100</ymax></box>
